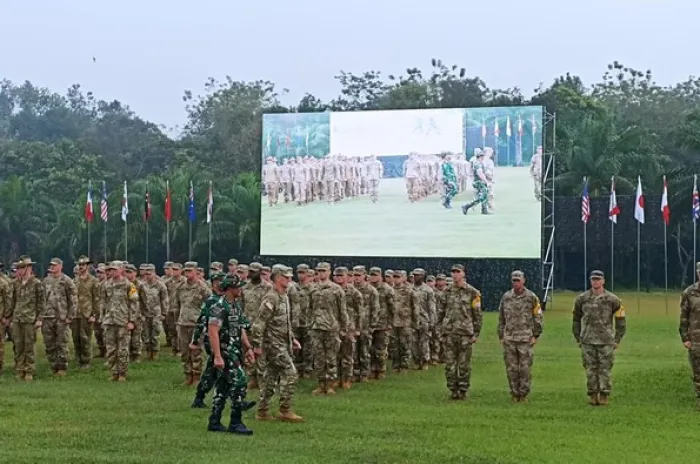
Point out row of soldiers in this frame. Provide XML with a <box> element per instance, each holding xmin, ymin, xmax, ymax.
<box><xmin>262</xmin><ymin>155</ymin><xmax>384</xmax><ymax>205</ymax></box>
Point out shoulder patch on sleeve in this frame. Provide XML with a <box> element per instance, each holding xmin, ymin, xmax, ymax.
<box><xmin>614</xmin><ymin>305</ymin><xmax>625</xmax><ymax>318</ymax></box>
<box><xmin>128</xmin><ymin>284</ymin><xmax>137</xmax><ymax>297</ymax></box>
<box><xmin>471</xmin><ymin>294</ymin><xmax>481</xmax><ymax>310</ymax></box>
<box><xmin>265</xmin><ymin>301</ymin><xmax>274</xmax><ymax>310</ymax></box>
<box><xmin>532</xmin><ymin>296</ymin><xmax>542</xmax><ymax>315</ymax></box>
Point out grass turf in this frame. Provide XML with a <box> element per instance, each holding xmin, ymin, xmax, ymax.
<box><xmin>0</xmin><ymin>291</ymin><xmax>698</xmax><ymax>464</ymax></box>
<box><xmin>260</xmin><ymin>168</ymin><xmax>540</xmax><ymax>259</ymax></box>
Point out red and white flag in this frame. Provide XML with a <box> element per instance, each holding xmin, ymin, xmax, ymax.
<box><xmin>661</xmin><ymin>175</ymin><xmax>670</xmax><ymax>225</ymax></box>
<box><xmin>85</xmin><ymin>181</ymin><xmax>94</xmax><ymax>223</ymax></box>
<box><xmin>609</xmin><ymin>177</ymin><xmax>620</xmax><ymax>223</ymax></box>
<box><xmin>634</xmin><ymin>176</ymin><xmax>645</xmax><ymax>224</ymax></box>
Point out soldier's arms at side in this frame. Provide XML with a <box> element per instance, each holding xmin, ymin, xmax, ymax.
<box><xmin>532</xmin><ymin>294</ymin><xmax>544</xmax><ymax>340</ymax></box>
<box><xmin>35</xmin><ymin>279</ymin><xmax>45</xmax><ymax>323</ymax></box>
<box><xmin>572</xmin><ymin>296</ymin><xmax>583</xmax><ymax>344</ymax></box>
<box><xmin>250</xmin><ymin>295</ymin><xmax>275</xmax><ymax>349</ymax></box>
<box><xmin>159</xmin><ymin>282</ymin><xmax>169</xmax><ymax>319</ymax></box>
<box><xmin>337</xmin><ymin>288</ymin><xmax>350</xmax><ymax>336</ymax></box>
<box><xmin>90</xmin><ymin>278</ymin><xmax>100</xmax><ymax>321</ymax></box>
<box><xmin>497</xmin><ymin>294</ymin><xmax>506</xmax><ymax>341</ymax></box>
<box><xmin>427</xmin><ymin>288</ymin><xmax>436</xmax><ymax>328</ymax></box>
<box><xmin>65</xmin><ymin>277</ymin><xmax>77</xmax><ymax>320</ymax></box>
<box><xmin>613</xmin><ymin>298</ymin><xmax>626</xmax><ymax>345</ymax></box>
<box><xmin>470</xmin><ymin>290</ymin><xmax>482</xmax><ymax>340</ymax></box>
<box><xmin>680</xmin><ymin>292</ymin><xmax>691</xmax><ymax>345</ymax></box>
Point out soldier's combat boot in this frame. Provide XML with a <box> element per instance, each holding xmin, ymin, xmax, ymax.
<box><xmin>16</xmin><ymin>371</ymin><xmax>25</xmax><ymax>381</ymax></box>
<box><xmin>278</xmin><ymin>408</ymin><xmax>304</xmax><ymax>423</ymax></box>
<box><xmin>207</xmin><ymin>413</ymin><xmax>226</xmax><ymax>432</ymax></box>
<box><xmin>255</xmin><ymin>408</ymin><xmax>274</xmax><ymax>421</ymax></box>
<box><xmin>191</xmin><ymin>396</ymin><xmax>207</xmax><ymax>408</ymax></box>
<box><xmin>598</xmin><ymin>394</ymin><xmax>609</xmax><ymax>406</ymax></box>
<box><xmin>241</xmin><ymin>400</ymin><xmax>256</xmax><ymax>411</ymax></box>
<box><xmin>461</xmin><ymin>203</ymin><xmax>471</xmax><ymax>215</ymax></box>
<box><xmin>227</xmin><ymin>408</ymin><xmax>253</xmax><ymax>435</ymax></box>
<box><xmin>326</xmin><ymin>383</ymin><xmax>337</xmax><ymax>395</ymax></box>
<box><xmin>312</xmin><ymin>382</ymin><xmax>326</xmax><ymax>396</ymax></box>
<box><xmin>152</xmin><ymin>352</ymin><xmax>159</xmax><ymax>361</ymax></box>
<box><xmin>110</xmin><ymin>374</ymin><xmax>119</xmax><ymax>382</ymax></box>
<box><xmin>330</xmin><ymin>380</ymin><xmax>340</xmax><ymax>389</ymax></box>
<box><xmin>520</xmin><ymin>396</ymin><xmax>529</xmax><ymax>404</ymax></box>
<box><xmin>341</xmin><ymin>380</ymin><xmax>352</xmax><ymax>390</ymax></box>
<box><xmin>450</xmin><ymin>390</ymin><xmax>460</xmax><ymax>400</ymax></box>
<box><xmin>458</xmin><ymin>391</ymin><xmax>467</xmax><ymax>400</ymax></box>
<box><xmin>359</xmin><ymin>376</ymin><xmax>369</xmax><ymax>383</ymax></box>
<box><xmin>24</xmin><ymin>373</ymin><xmax>33</xmax><ymax>382</ymax></box>
<box><xmin>192</xmin><ymin>373</ymin><xmax>201</xmax><ymax>385</ymax></box>
<box><xmin>377</xmin><ymin>372</ymin><xmax>386</xmax><ymax>380</ymax></box>
<box><xmin>481</xmin><ymin>203</ymin><xmax>490</xmax><ymax>215</ymax></box>
<box><xmin>588</xmin><ymin>393</ymin><xmax>599</xmax><ymax>406</ymax></box>
<box><xmin>118</xmin><ymin>375</ymin><xmax>127</xmax><ymax>382</ymax></box>
<box><xmin>183</xmin><ymin>374</ymin><xmax>193</xmax><ymax>386</ymax></box>
<box><xmin>511</xmin><ymin>395</ymin><xmax>519</xmax><ymax>403</ymax></box>
<box><xmin>55</xmin><ymin>370</ymin><xmax>67</xmax><ymax>377</ymax></box>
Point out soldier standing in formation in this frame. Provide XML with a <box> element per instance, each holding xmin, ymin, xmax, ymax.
<box><xmin>165</xmin><ymin>263</ymin><xmax>185</xmax><ymax>356</ymax></box>
<box><xmin>94</xmin><ymin>263</ymin><xmax>108</xmax><ymax>358</ymax></box>
<box><xmin>0</xmin><ymin>261</ymin><xmax>11</xmax><ymax>373</ymax></box>
<box><xmin>335</xmin><ymin>267</ymin><xmax>361</xmax><ymax>390</ymax></box>
<box><xmin>292</xmin><ymin>264</ymin><xmax>314</xmax><ymax>378</ymax></box>
<box><xmin>352</xmin><ymin>265</ymin><xmax>378</xmax><ymax>383</ymax></box>
<box><xmin>100</xmin><ymin>261</ymin><xmax>137</xmax><ymax>382</ymax></box>
<box><xmin>391</xmin><ymin>271</ymin><xmax>418</xmax><ymax>373</ymax></box>
<box><xmin>73</xmin><ymin>255</ymin><xmax>100</xmax><ymax>369</ymax></box>
<box><xmin>241</xmin><ymin>262</ymin><xmax>272</xmax><ymax>390</ymax></box>
<box><xmin>497</xmin><ymin>270</ymin><xmax>543</xmax><ymax>403</ymax></box>
<box><xmin>125</xmin><ymin>264</ymin><xmax>144</xmax><ymax>362</ymax></box>
<box><xmin>176</xmin><ymin>261</ymin><xmax>211</xmax><ymax>385</ymax></box>
<box><xmin>679</xmin><ymin>262</ymin><xmax>700</xmax><ymax>410</ymax></box>
<box><xmin>440</xmin><ymin>264</ymin><xmax>482</xmax><ymax>400</ymax></box>
<box><xmin>139</xmin><ymin>264</ymin><xmax>169</xmax><ymax>361</ymax></box>
<box><xmin>411</xmin><ymin>268</ymin><xmax>435</xmax><ymax>370</ymax></box>
<box><xmin>431</xmin><ymin>274</ymin><xmax>448</xmax><ymax>364</ymax></box>
<box><xmin>572</xmin><ymin>270</ymin><xmax>627</xmax><ymax>406</ymax></box>
<box><xmin>251</xmin><ymin>265</ymin><xmax>303</xmax><ymax>422</ymax></box>
<box><xmin>40</xmin><ymin>257</ymin><xmax>76</xmax><ymax>376</ymax></box>
<box><xmin>369</xmin><ymin>267</ymin><xmax>394</xmax><ymax>379</ymax></box>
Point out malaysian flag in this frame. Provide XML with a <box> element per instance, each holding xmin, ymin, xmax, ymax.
<box><xmin>581</xmin><ymin>177</ymin><xmax>590</xmax><ymax>224</ymax></box>
<box><xmin>100</xmin><ymin>181</ymin><xmax>108</xmax><ymax>222</ymax></box>
<box><xmin>693</xmin><ymin>175</ymin><xmax>700</xmax><ymax>222</ymax></box>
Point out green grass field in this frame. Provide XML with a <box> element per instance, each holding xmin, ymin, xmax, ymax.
<box><xmin>0</xmin><ymin>291</ymin><xmax>698</xmax><ymax>463</ymax></box>
<box><xmin>260</xmin><ymin>167</ymin><xmax>540</xmax><ymax>258</ymax></box>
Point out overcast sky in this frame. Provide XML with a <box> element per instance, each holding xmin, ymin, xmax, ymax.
<box><xmin>1</xmin><ymin>0</ymin><xmax>697</xmax><ymax>132</ymax></box>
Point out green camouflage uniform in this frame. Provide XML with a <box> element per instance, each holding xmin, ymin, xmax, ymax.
<box><xmin>73</xmin><ymin>274</ymin><xmax>100</xmax><ymax>367</ymax></box>
<box><xmin>339</xmin><ymin>277</ymin><xmax>361</xmax><ymax>384</ymax></box>
<box><xmin>0</xmin><ymin>274</ymin><xmax>13</xmax><ymax>372</ymax></box>
<box><xmin>192</xmin><ymin>291</ymin><xmax>225</xmax><ymax>404</ymax></box>
<box><xmin>572</xmin><ymin>290</ymin><xmax>627</xmax><ymax>398</ymax></box>
<box><xmin>679</xmin><ymin>280</ymin><xmax>700</xmax><ymax>401</ymax></box>
<box><xmin>461</xmin><ymin>158</ymin><xmax>489</xmax><ymax>215</ymax></box>
<box><xmin>441</xmin><ymin>161</ymin><xmax>457</xmax><ymax>207</ymax></box>
<box><xmin>9</xmin><ymin>275</ymin><xmax>44</xmax><ymax>377</ymax></box>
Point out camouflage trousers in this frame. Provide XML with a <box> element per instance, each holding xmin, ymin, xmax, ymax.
<box><xmin>311</xmin><ymin>329</ymin><xmax>340</xmax><ymax>382</ymax></box>
<box><xmin>370</xmin><ymin>330</ymin><xmax>389</xmax><ymax>374</ymax></box>
<box><xmin>443</xmin><ymin>334</ymin><xmax>473</xmax><ymax>393</ymax></box>
<box><xmin>391</xmin><ymin>327</ymin><xmax>413</xmax><ymax>370</ymax></box>
<box><xmin>688</xmin><ymin>345</ymin><xmax>700</xmax><ymax>397</ymax></box>
<box><xmin>129</xmin><ymin>319</ymin><xmax>143</xmax><ymax>360</ymax></box>
<box><xmin>338</xmin><ymin>338</ymin><xmax>355</xmax><ymax>382</ymax></box>
<box><xmin>178</xmin><ymin>325</ymin><xmax>203</xmax><ymax>376</ymax></box>
<box><xmin>258</xmin><ymin>347</ymin><xmax>298</xmax><ymax>412</ymax></box>
<box><xmin>293</xmin><ymin>327</ymin><xmax>313</xmax><ymax>376</ymax></box>
<box><xmin>211</xmin><ymin>357</ymin><xmax>249</xmax><ymax>422</ymax></box>
<box><xmin>293</xmin><ymin>182</ymin><xmax>307</xmax><ymax>203</ymax></box>
<box><xmin>412</xmin><ymin>327</ymin><xmax>431</xmax><ymax>367</ymax></box>
<box><xmin>0</xmin><ymin>320</ymin><xmax>5</xmax><ymax>370</ymax></box>
<box><xmin>164</xmin><ymin>312</ymin><xmax>176</xmax><ymax>350</ymax></box>
<box><xmin>406</xmin><ymin>177</ymin><xmax>419</xmax><ymax>201</ymax></box>
<box><xmin>141</xmin><ymin>317</ymin><xmax>162</xmax><ymax>353</ymax></box>
<box><xmin>71</xmin><ymin>317</ymin><xmax>93</xmax><ymax>366</ymax></box>
<box><xmin>532</xmin><ymin>174</ymin><xmax>542</xmax><ymax>200</ymax></box>
<box><xmin>503</xmin><ymin>341</ymin><xmax>534</xmax><ymax>397</ymax></box>
<box><xmin>430</xmin><ymin>327</ymin><xmax>442</xmax><ymax>362</ymax></box>
<box><xmin>11</xmin><ymin>322</ymin><xmax>36</xmax><ymax>375</ymax></box>
<box><xmin>41</xmin><ymin>318</ymin><xmax>70</xmax><ymax>372</ymax></box>
<box><xmin>581</xmin><ymin>343</ymin><xmax>615</xmax><ymax>396</ymax></box>
<box><xmin>353</xmin><ymin>333</ymin><xmax>371</xmax><ymax>378</ymax></box>
<box><xmin>93</xmin><ymin>321</ymin><xmax>106</xmax><ymax>356</ymax></box>
<box><xmin>367</xmin><ymin>179</ymin><xmax>379</xmax><ymax>202</ymax></box>
<box><xmin>265</xmin><ymin>182</ymin><xmax>279</xmax><ymax>205</ymax></box>
<box><xmin>196</xmin><ymin>355</ymin><xmax>218</xmax><ymax>400</ymax></box>
<box><xmin>103</xmin><ymin>324</ymin><xmax>130</xmax><ymax>376</ymax></box>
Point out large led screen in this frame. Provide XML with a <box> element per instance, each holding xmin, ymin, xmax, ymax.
<box><xmin>260</xmin><ymin>106</ymin><xmax>543</xmax><ymax>258</ymax></box>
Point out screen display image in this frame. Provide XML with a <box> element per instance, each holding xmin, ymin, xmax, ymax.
<box><xmin>260</xmin><ymin>106</ymin><xmax>543</xmax><ymax>259</ymax></box>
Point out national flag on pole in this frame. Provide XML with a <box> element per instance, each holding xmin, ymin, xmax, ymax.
<box><xmin>634</xmin><ymin>176</ymin><xmax>645</xmax><ymax>224</ymax></box>
<box><xmin>693</xmin><ymin>175</ymin><xmax>700</xmax><ymax>222</ymax></box>
<box><xmin>144</xmin><ymin>185</ymin><xmax>152</xmax><ymax>222</ymax></box>
<box><xmin>518</xmin><ymin>114</ymin><xmax>523</xmax><ymax>137</ymax></box>
<box><xmin>581</xmin><ymin>177</ymin><xmax>590</xmax><ymax>224</ymax></box>
<box><xmin>531</xmin><ymin>114</ymin><xmax>537</xmax><ymax>136</ymax></box>
<box><xmin>165</xmin><ymin>180</ymin><xmax>172</xmax><ymax>223</ymax></box>
<box><xmin>494</xmin><ymin>119</ymin><xmax>500</xmax><ymax>138</ymax></box>
<box><xmin>100</xmin><ymin>181</ymin><xmax>108</xmax><ymax>222</ymax></box>
<box><xmin>481</xmin><ymin>119</ymin><xmax>487</xmax><ymax>141</ymax></box>
<box><xmin>85</xmin><ymin>181</ymin><xmax>94</xmax><ymax>223</ymax></box>
<box><xmin>609</xmin><ymin>177</ymin><xmax>620</xmax><ymax>223</ymax></box>
<box><xmin>661</xmin><ymin>176</ymin><xmax>670</xmax><ymax>225</ymax></box>
<box><xmin>121</xmin><ymin>181</ymin><xmax>128</xmax><ymax>222</ymax></box>
<box><xmin>206</xmin><ymin>181</ymin><xmax>213</xmax><ymax>224</ymax></box>
<box><xmin>506</xmin><ymin>116</ymin><xmax>512</xmax><ymax>138</ymax></box>
<box><xmin>188</xmin><ymin>181</ymin><xmax>196</xmax><ymax>222</ymax></box>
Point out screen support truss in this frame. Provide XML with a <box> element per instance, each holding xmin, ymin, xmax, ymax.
<box><xmin>541</xmin><ymin>111</ymin><xmax>556</xmax><ymax>307</ymax></box>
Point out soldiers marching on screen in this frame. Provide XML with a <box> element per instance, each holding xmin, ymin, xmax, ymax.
<box><xmin>2</xmin><ymin>254</ymin><xmax>700</xmax><ymax>417</ymax></box>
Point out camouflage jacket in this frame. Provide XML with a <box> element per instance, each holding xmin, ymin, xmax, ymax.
<box><xmin>242</xmin><ymin>280</ymin><xmax>272</xmax><ymax>323</ymax></box>
<box><xmin>0</xmin><ymin>275</ymin><xmax>12</xmax><ymax>321</ymax></box>
<box><xmin>287</xmin><ymin>283</ymin><xmax>301</xmax><ymax>329</ymax></box>
<box><xmin>9</xmin><ymin>276</ymin><xmax>44</xmax><ymax>323</ymax></box>
<box><xmin>354</xmin><ymin>282</ymin><xmax>379</xmax><ymax>334</ymax></box>
<box><xmin>250</xmin><ymin>288</ymin><xmax>294</xmax><ymax>354</ymax></box>
<box><xmin>440</xmin><ymin>282</ymin><xmax>482</xmax><ymax>337</ymax></box>
<box><xmin>192</xmin><ymin>292</ymin><xmax>223</xmax><ymax>351</ymax></box>
<box><xmin>572</xmin><ymin>290</ymin><xmax>626</xmax><ymax>345</ymax></box>
<box><xmin>391</xmin><ymin>283</ymin><xmax>419</xmax><ymax>329</ymax></box>
<box><xmin>74</xmin><ymin>274</ymin><xmax>100</xmax><ymax>319</ymax></box>
<box><xmin>342</xmin><ymin>284</ymin><xmax>363</xmax><ymax>334</ymax></box>
<box><xmin>434</xmin><ymin>288</ymin><xmax>447</xmax><ymax>326</ymax></box>
<box><xmin>166</xmin><ymin>275</ymin><xmax>186</xmax><ymax>314</ymax></box>
<box><xmin>208</xmin><ymin>296</ymin><xmax>250</xmax><ymax>361</ymax></box>
<box><xmin>370</xmin><ymin>281</ymin><xmax>395</xmax><ymax>331</ymax></box>
<box><xmin>412</xmin><ymin>282</ymin><xmax>436</xmax><ymax>329</ymax></box>
<box><xmin>497</xmin><ymin>288</ymin><xmax>543</xmax><ymax>343</ymax></box>
<box><xmin>140</xmin><ymin>279</ymin><xmax>169</xmax><ymax>319</ymax></box>
<box><xmin>42</xmin><ymin>273</ymin><xmax>76</xmax><ymax>320</ymax></box>
<box><xmin>99</xmin><ymin>278</ymin><xmax>137</xmax><ymax>326</ymax></box>
<box><xmin>680</xmin><ymin>282</ymin><xmax>700</xmax><ymax>343</ymax></box>
<box><xmin>176</xmin><ymin>279</ymin><xmax>211</xmax><ymax>327</ymax></box>
<box><xmin>309</xmin><ymin>280</ymin><xmax>349</xmax><ymax>333</ymax></box>
<box><xmin>296</xmin><ymin>281</ymin><xmax>314</xmax><ymax>328</ymax></box>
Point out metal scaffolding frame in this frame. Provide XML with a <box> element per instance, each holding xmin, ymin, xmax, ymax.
<box><xmin>541</xmin><ymin>110</ymin><xmax>556</xmax><ymax>305</ymax></box>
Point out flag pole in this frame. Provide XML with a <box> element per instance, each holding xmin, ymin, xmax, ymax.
<box><xmin>610</xmin><ymin>176</ymin><xmax>615</xmax><ymax>292</ymax></box>
<box><xmin>188</xmin><ymin>220</ymin><xmax>192</xmax><ymax>261</ymax></box>
<box><xmin>637</xmin><ymin>220</ymin><xmax>641</xmax><ymax>314</ymax></box>
<box><xmin>208</xmin><ymin>180</ymin><xmax>212</xmax><ymax>269</ymax></box>
<box><xmin>695</xmin><ymin>175</ymin><xmax>698</xmax><ymax>282</ymax></box>
<box><xmin>166</xmin><ymin>180</ymin><xmax>171</xmax><ymax>261</ymax></box>
<box><xmin>583</xmin><ymin>176</ymin><xmax>587</xmax><ymax>290</ymax></box>
<box><xmin>664</xmin><ymin>219</ymin><xmax>668</xmax><ymax>314</ymax></box>
<box><xmin>145</xmin><ymin>181</ymin><xmax>150</xmax><ymax>264</ymax></box>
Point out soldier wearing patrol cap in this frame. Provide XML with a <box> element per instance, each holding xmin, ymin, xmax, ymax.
<box><xmin>177</xmin><ymin>262</ymin><xmax>212</xmax><ymax>385</ymax></box>
<box><xmin>125</xmin><ymin>264</ymin><xmax>144</xmax><ymax>363</ymax></box>
<box><xmin>242</xmin><ymin>262</ymin><xmax>272</xmax><ymax>390</ymax></box>
<box><xmin>73</xmin><ymin>255</ymin><xmax>100</xmax><ymax>369</ymax></box>
<box><xmin>411</xmin><ymin>268</ymin><xmax>435</xmax><ymax>370</ymax></box>
<box><xmin>40</xmin><ymin>257</ymin><xmax>76</xmax><ymax>376</ymax></box>
<box><xmin>368</xmin><ymin>267</ymin><xmax>395</xmax><ymax>379</ymax></box>
<box><xmin>353</xmin><ymin>265</ymin><xmax>379</xmax><ymax>382</ymax></box>
<box><xmin>680</xmin><ymin>261</ymin><xmax>700</xmax><ymax>410</ymax></box>
<box><xmin>261</xmin><ymin>266</ymin><xmax>272</xmax><ymax>284</ymax></box>
<box><xmin>227</xmin><ymin>258</ymin><xmax>238</xmax><ymax>276</ymax></box>
<box><xmin>94</xmin><ymin>263</ymin><xmax>109</xmax><ymax>358</ymax></box>
<box><xmin>101</xmin><ymin>261</ymin><xmax>138</xmax><ymax>382</ymax></box>
<box><xmin>573</xmin><ymin>270</ymin><xmax>626</xmax><ymax>406</ymax></box>
<box><xmin>166</xmin><ymin>263</ymin><xmax>186</xmax><ymax>355</ymax></box>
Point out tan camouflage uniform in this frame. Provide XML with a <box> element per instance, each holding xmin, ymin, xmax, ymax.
<box><xmin>73</xmin><ymin>269</ymin><xmax>100</xmax><ymax>367</ymax></box>
<box><xmin>140</xmin><ymin>265</ymin><xmax>169</xmax><ymax>359</ymax></box>
<box><xmin>335</xmin><ymin>267</ymin><xmax>361</xmax><ymax>388</ymax></box>
<box><xmin>241</xmin><ymin>262</ymin><xmax>273</xmax><ymax>389</ymax></box>
<box><xmin>353</xmin><ymin>266</ymin><xmax>378</xmax><ymax>381</ymax></box>
<box><xmin>411</xmin><ymin>269</ymin><xmax>436</xmax><ymax>369</ymax></box>
<box><xmin>680</xmin><ymin>266</ymin><xmax>700</xmax><ymax>409</ymax></box>
<box><xmin>100</xmin><ymin>263</ymin><xmax>138</xmax><ymax>380</ymax></box>
<box><xmin>8</xmin><ymin>261</ymin><xmax>44</xmax><ymax>379</ymax></box>
<box><xmin>166</xmin><ymin>264</ymin><xmax>186</xmax><ymax>354</ymax></box>
<box><xmin>176</xmin><ymin>262</ymin><xmax>212</xmax><ymax>384</ymax></box>
<box><xmin>0</xmin><ymin>271</ymin><xmax>13</xmax><ymax>373</ymax></box>
<box><xmin>293</xmin><ymin>264</ymin><xmax>314</xmax><ymax>377</ymax></box>
<box><xmin>391</xmin><ymin>275</ymin><xmax>419</xmax><ymax>371</ymax></box>
<box><xmin>369</xmin><ymin>267</ymin><xmax>394</xmax><ymax>378</ymax></box>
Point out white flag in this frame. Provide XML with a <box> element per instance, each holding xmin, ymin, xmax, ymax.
<box><xmin>206</xmin><ymin>181</ymin><xmax>213</xmax><ymax>224</ymax></box>
<box><xmin>121</xmin><ymin>181</ymin><xmax>128</xmax><ymax>222</ymax></box>
<box><xmin>634</xmin><ymin>176</ymin><xmax>645</xmax><ymax>224</ymax></box>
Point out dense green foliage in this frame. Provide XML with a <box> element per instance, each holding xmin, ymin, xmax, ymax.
<box><xmin>1</xmin><ymin>292</ymin><xmax>698</xmax><ymax>463</ymax></box>
<box><xmin>1</xmin><ymin>60</ymin><xmax>700</xmax><ymax>276</ymax></box>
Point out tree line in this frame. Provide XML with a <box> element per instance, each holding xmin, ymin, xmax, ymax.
<box><xmin>1</xmin><ymin>59</ymin><xmax>699</xmax><ymax>288</ymax></box>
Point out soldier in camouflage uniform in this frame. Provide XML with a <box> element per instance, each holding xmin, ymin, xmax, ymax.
<box><xmin>572</xmin><ymin>270</ymin><xmax>627</xmax><ymax>406</ymax></box>
<box><xmin>261</xmin><ymin>265</ymin><xmax>272</xmax><ymax>284</ymax></box>
<box><xmin>352</xmin><ymin>265</ymin><xmax>378</xmax><ymax>382</ymax></box>
<box><xmin>309</xmin><ymin>262</ymin><xmax>350</xmax><ymax>395</ymax></box>
<box><xmin>680</xmin><ymin>262</ymin><xmax>700</xmax><ymax>410</ymax></box>
<box><xmin>161</xmin><ymin>262</ymin><xmax>174</xmax><ymax>350</ymax></box>
<box><xmin>100</xmin><ymin>261</ymin><xmax>137</xmax><ymax>381</ymax></box>
<box><xmin>241</xmin><ymin>262</ymin><xmax>272</xmax><ymax>390</ymax></box>
<box><xmin>497</xmin><ymin>270</ymin><xmax>543</xmax><ymax>403</ymax></box>
<box><xmin>227</xmin><ymin>258</ymin><xmax>238</xmax><ymax>276</ymax></box>
<box><xmin>4</xmin><ymin>256</ymin><xmax>44</xmax><ymax>380</ymax></box>
<box><xmin>293</xmin><ymin>263</ymin><xmax>314</xmax><ymax>378</ymax></box>
<box><xmin>41</xmin><ymin>257</ymin><xmax>76</xmax><ymax>376</ymax></box>
<box><xmin>251</xmin><ymin>265</ymin><xmax>303</xmax><ymax>422</ymax></box>
<box><xmin>391</xmin><ymin>270</ymin><xmax>418</xmax><ymax>372</ymax></box>
<box><xmin>206</xmin><ymin>275</ymin><xmax>256</xmax><ymax>434</ymax></box>
<box><xmin>440</xmin><ymin>264</ymin><xmax>482</xmax><ymax>400</ymax></box>
<box><xmin>369</xmin><ymin>267</ymin><xmax>394</xmax><ymax>379</ymax></box>
<box><xmin>166</xmin><ymin>263</ymin><xmax>186</xmax><ymax>355</ymax></box>
<box><xmin>334</xmin><ymin>267</ymin><xmax>361</xmax><ymax>389</ymax></box>
<box><xmin>73</xmin><ymin>255</ymin><xmax>100</xmax><ymax>368</ymax></box>
<box><xmin>139</xmin><ymin>264</ymin><xmax>169</xmax><ymax>361</ymax></box>
<box><xmin>461</xmin><ymin>151</ymin><xmax>490</xmax><ymax>215</ymax></box>
<box><xmin>125</xmin><ymin>264</ymin><xmax>145</xmax><ymax>362</ymax></box>
<box><xmin>411</xmin><ymin>268</ymin><xmax>436</xmax><ymax>370</ymax></box>
<box><xmin>94</xmin><ymin>263</ymin><xmax>108</xmax><ymax>358</ymax></box>
<box><xmin>0</xmin><ymin>262</ymin><xmax>11</xmax><ymax>373</ymax></box>
<box><xmin>176</xmin><ymin>261</ymin><xmax>212</xmax><ymax>385</ymax></box>
<box><xmin>432</xmin><ymin>274</ymin><xmax>448</xmax><ymax>364</ymax></box>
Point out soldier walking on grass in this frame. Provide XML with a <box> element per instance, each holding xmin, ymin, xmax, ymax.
<box><xmin>497</xmin><ymin>270</ymin><xmax>543</xmax><ymax>403</ymax></box>
<box><xmin>572</xmin><ymin>270</ymin><xmax>626</xmax><ymax>406</ymax></box>
<box><xmin>679</xmin><ymin>262</ymin><xmax>700</xmax><ymax>411</ymax></box>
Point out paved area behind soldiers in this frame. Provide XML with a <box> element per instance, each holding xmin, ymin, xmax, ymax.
<box><xmin>261</xmin><ymin>167</ymin><xmax>541</xmax><ymax>258</ymax></box>
<box><xmin>1</xmin><ymin>292</ymin><xmax>698</xmax><ymax>463</ymax></box>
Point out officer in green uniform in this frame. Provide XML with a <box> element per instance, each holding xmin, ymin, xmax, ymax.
<box><xmin>441</xmin><ymin>154</ymin><xmax>458</xmax><ymax>209</ymax></box>
<box><xmin>461</xmin><ymin>151</ymin><xmax>489</xmax><ymax>215</ymax></box>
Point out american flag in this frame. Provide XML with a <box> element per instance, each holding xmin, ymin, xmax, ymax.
<box><xmin>693</xmin><ymin>175</ymin><xmax>700</xmax><ymax>222</ymax></box>
<box><xmin>100</xmin><ymin>181</ymin><xmax>108</xmax><ymax>222</ymax></box>
<box><xmin>581</xmin><ymin>177</ymin><xmax>590</xmax><ymax>224</ymax></box>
